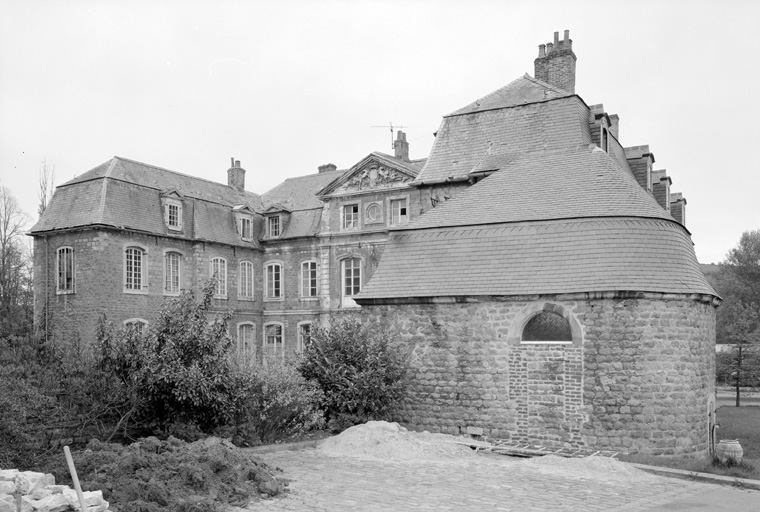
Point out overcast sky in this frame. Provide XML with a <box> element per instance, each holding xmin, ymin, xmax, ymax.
<box><xmin>1</xmin><ymin>0</ymin><xmax>758</xmax><ymax>264</ymax></box>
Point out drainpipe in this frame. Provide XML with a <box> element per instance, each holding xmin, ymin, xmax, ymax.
<box><xmin>45</xmin><ymin>236</ymin><xmax>49</xmax><ymax>341</ymax></box>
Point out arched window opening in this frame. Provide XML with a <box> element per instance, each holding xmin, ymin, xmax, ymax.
<box><xmin>522</xmin><ymin>311</ymin><xmax>572</xmax><ymax>342</ymax></box>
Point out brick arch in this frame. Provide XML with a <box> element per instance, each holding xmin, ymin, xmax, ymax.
<box><xmin>506</xmin><ymin>302</ymin><xmax>583</xmax><ymax>346</ymax></box>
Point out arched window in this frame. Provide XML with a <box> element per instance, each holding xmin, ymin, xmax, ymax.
<box><xmin>264</xmin><ymin>261</ymin><xmax>283</xmax><ymax>300</ymax></box>
<box><xmin>124</xmin><ymin>245</ymin><xmax>148</xmax><ymax>293</ymax></box>
<box><xmin>263</xmin><ymin>322</ymin><xmax>284</xmax><ymax>361</ymax></box>
<box><xmin>522</xmin><ymin>311</ymin><xmax>572</xmax><ymax>342</ymax></box>
<box><xmin>239</xmin><ymin>261</ymin><xmax>254</xmax><ymax>300</ymax></box>
<box><xmin>237</xmin><ymin>322</ymin><xmax>256</xmax><ymax>359</ymax></box>
<box><xmin>123</xmin><ymin>318</ymin><xmax>148</xmax><ymax>335</ymax></box>
<box><xmin>210</xmin><ymin>257</ymin><xmax>227</xmax><ymax>298</ymax></box>
<box><xmin>164</xmin><ymin>251</ymin><xmax>182</xmax><ymax>295</ymax></box>
<box><xmin>297</xmin><ymin>321</ymin><xmax>313</xmax><ymax>353</ymax></box>
<box><xmin>300</xmin><ymin>260</ymin><xmax>318</xmax><ymax>298</ymax></box>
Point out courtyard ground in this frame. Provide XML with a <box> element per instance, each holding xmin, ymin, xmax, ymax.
<box><xmin>242</xmin><ymin>422</ymin><xmax>760</xmax><ymax>512</ymax></box>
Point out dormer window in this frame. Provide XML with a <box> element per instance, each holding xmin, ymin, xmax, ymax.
<box><xmin>164</xmin><ymin>199</ymin><xmax>183</xmax><ymax>231</ymax></box>
<box><xmin>239</xmin><ymin>216</ymin><xmax>253</xmax><ymax>240</ymax></box>
<box><xmin>268</xmin><ymin>216</ymin><xmax>281</xmax><ymax>237</ymax></box>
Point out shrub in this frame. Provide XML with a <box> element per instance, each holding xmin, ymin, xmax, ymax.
<box><xmin>298</xmin><ymin>319</ymin><xmax>408</xmax><ymax>429</ymax></box>
<box><xmin>97</xmin><ymin>282</ymin><xmax>250</xmax><ymax>433</ymax></box>
<box><xmin>228</xmin><ymin>360</ymin><xmax>324</xmax><ymax>444</ymax></box>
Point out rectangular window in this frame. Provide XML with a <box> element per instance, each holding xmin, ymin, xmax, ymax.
<box><xmin>237</xmin><ymin>323</ymin><xmax>255</xmax><ymax>358</ymax></box>
<box><xmin>211</xmin><ymin>257</ymin><xmax>227</xmax><ymax>298</ymax></box>
<box><xmin>390</xmin><ymin>199</ymin><xmax>408</xmax><ymax>225</ymax></box>
<box><xmin>240</xmin><ymin>217</ymin><xmax>253</xmax><ymax>240</ymax></box>
<box><xmin>266</xmin><ymin>263</ymin><xmax>282</xmax><ymax>299</ymax></box>
<box><xmin>164</xmin><ymin>252</ymin><xmax>181</xmax><ymax>294</ymax></box>
<box><xmin>343</xmin><ymin>204</ymin><xmax>359</xmax><ymax>229</ymax></box>
<box><xmin>125</xmin><ymin>246</ymin><xmax>146</xmax><ymax>291</ymax></box>
<box><xmin>239</xmin><ymin>261</ymin><xmax>254</xmax><ymax>299</ymax></box>
<box><xmin>301</xmin><ymin>261</ymin><xmax>318</xmax><ymax>298</ymax></box>
<box><xmin>268</xmin><ymin>216</ymin><xmax>280</xmax><ymax>237</ymax></box>
<box><xmin>124</xmin><ymin>319</ymin><xmax>148</xmax><ymax>335</ymax></box>
<box><xmin>165</xmin><ymin>200</ymin><xmax>182</xmax><ymax>230</ymax></box>
<box><xmin>341</xmin><ymin>258</ymin><xmax>361</xmax><ymax>307</ymax></box>
<box><xmin>57</xmin><ymin>247</ymin><xmax>74</xmax><ymax>293</ymax></box>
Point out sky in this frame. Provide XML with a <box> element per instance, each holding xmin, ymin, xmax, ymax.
<box><xmin>1</xmin><ymin>0</ymin><xmax>758</xmax><ymax>264</ymax></box>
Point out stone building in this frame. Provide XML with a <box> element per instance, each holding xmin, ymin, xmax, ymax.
<box><xmin>30</xmin><ymin>140</ymin><xmax>424</xmax><ymax>359</ymax></box>
<box><xmin>30</xmin><ymin>30</ymin><xmax>718</xmax><ymax>455</ymax></box>
<box><xmin>356</xmin><ymin>31</ymin><xmax>719</xmax><ymax>455</ymax></box>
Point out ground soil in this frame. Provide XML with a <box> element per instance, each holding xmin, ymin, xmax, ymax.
<box><xmin>36</xmin><ymin>436</ymin><xmax>285</xmax><ymax>512</ymax></box>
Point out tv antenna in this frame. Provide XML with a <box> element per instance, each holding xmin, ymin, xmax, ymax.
<box><xmin>371</xmin><ymin>122</ymin><xmax>407</xmax><ymax>150</ymax></box>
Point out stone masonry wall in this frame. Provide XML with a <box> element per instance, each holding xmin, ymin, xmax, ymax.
<box><xmin>360</xmin><ymin>296</ymin><xmax>715</xmax><ymax>456</ymax></box>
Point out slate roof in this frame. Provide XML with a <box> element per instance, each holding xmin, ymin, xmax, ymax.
<box><xmin>405</xmin><ymin>145</ymin><xmax>673</xmax><ymax>231</ymax></box>
<box><xmin>358</xmin><ymin>218</ymin><xmax>715</xmax><ymax>299</ymax></box>
<box><xmin>415</xmin><ymin>93</ymin><xmax>591</xmax><ymax>184</ymax></box>
<box><xmin>448</xmin><ymin>74</ymin><xmax>572</xmax><ymax>116</ymax></box>
<box><xmin>316</xmin><ymin>152</ymin><xmax>424</xmax><ymax>197</ymax></box>
<box><xmin>30</xmin><ymin>157</ymin><xmax>262</xmax><ymax>248</ymax></box>
<box><xmin>262</xmin><ymin>168</ymin><xmax>344</xmax><ymax>211</ymax></box>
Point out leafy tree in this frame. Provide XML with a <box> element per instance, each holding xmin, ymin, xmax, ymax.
<box><xmin>298</xmin><ymin>319</ymin><xmax>408</xmax><ymax>430</ymax></box>
<box><xmin>710</xmin><ymin>230</ymin><xmax>760</xmax><ymax>405</ymax></box>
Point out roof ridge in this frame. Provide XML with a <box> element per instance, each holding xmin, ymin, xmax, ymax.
<box><xmin>97</xmin><ymin>158</ymin><xmax>117</xmax><ymax>223</ymax></box>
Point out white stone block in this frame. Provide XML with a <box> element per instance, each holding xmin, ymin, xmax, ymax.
<box><xmin>0</xmin><ymin>494</ymin><xmax>16</xmax><ymax>512</ymax></box>
<box><xmin>63</xmin><ymin>488</ymin><xmax>106</xmax><ymax>510</ymax></box>
<box><xmin>24</xmin><ymin>494</ymin><xmax>71</xmax><ymax>512</ymax></box>
<box><xmin>0</xmin><ymin>482</ymin><xmax>15</xmax><ymax>495</ymax></box>
<box><xmin>15</xmin><ymin>472</ymin><xmax>54</xmax><ymax>495</ymax></box>
<box><xmin>0</xmin><ymin>470</ymin><xmax>18</xmax><ymax>482</ymax></box>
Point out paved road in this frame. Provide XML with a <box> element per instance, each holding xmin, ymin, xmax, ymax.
<box><xmin>250</xmin><ymin>449</ymin><xmax>760</xmax><ymax>511</ymax></box>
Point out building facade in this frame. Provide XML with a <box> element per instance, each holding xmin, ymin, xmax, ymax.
<box><xmin>30</xmin><ymin>31</ymin><xmax>718</xmax><ymax>455</ymax></box>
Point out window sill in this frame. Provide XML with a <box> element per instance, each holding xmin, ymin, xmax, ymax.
<box><xmin>167</xmin><ymin>226</ymin><xmax>183</xmax><ymax>232</ymax></box>
<box><xmin>519</xmin><ymin>341</ymin><xmax>573</xmax><ymax>345</ymax></box>
<box><xmin>238</xmin><ymin>296</ymin><xmax>256</xmax><ymax>302</ymax></box>
<box><xmin>56</xmin><ymin>289</ymin><xmax>75</xmax><ymax>295</ymax></box>
<box><xmin>163</xmin><ymin>291</ymin><xmax>181</xmax><ymax>297</ymax></box>
<box><xmin>213</xmin><ymin>295</ymin><xmax>228</xmax><ymax>300</ymax></box>
<box><xmin>300</xmin><ymin>297</ymin><xmax>319</xmax><ymax>301</ymax></box>
<box><xmin>264</xmin><ymin>297</ymin><xmax>284</xmax><ymax>302</ymax></box>
<box><xmin>124</xmin><ymin>288</ymin><xmax>148</xmax><ymax>295</ymax></box>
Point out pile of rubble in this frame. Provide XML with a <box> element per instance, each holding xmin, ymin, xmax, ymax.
<box><xmin>0</xmin><ymin>469</ymin><xmax>108</xmax><ymax>512</ymax></box>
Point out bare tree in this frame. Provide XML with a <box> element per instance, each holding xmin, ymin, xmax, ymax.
<box><xmin>0</xmin><ymin>186</ymin><xmax>31</xmax><ymax>336</ymax></box>
<box><xmin>38</xmin><ymin>158</ymin><xmax>56</xmax><ymax>217</ymax></box>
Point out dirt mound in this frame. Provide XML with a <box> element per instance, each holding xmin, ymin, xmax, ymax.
<box><xmin>318</xmin><ymin>421</ymin><xmax>477</xmax><ymax>462</ymax></box>
<box><xmin>37</xmin><ymin>436</ymin><xmax>283</xmax><ymax>512</ymax></box>
<box><xmin>521</xmin><ymin>454</ymin><xmax>657</xmax><ymax>482</ymax></box>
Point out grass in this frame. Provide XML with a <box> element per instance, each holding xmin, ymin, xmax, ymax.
<box><xmin>619</xmin><ymin>405</ymin><xmax>760</xmax><ymax>481</ymax></box>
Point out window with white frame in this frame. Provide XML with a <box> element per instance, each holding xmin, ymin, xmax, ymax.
<box><xmin>164</xmin><ymin>200</ymin><xmax>182</xmax><ymax>230</ymax></box>
<box><xmin>297</xmin><ymin>322</ymin><xmax>312</xmax><ymax>353</ymax></box>
<box><xmin>124</xmin><ymin>245</ymin><xmax>147</xmax><ymax>292</ymax></box>
<box><xmin>57</xmin><ymin>246</ymin><xmax>75</xmax><ymax>293</ymax></box>
<box><xmin>341</xmin><ymin>257</ymin><xmax>361</xmax><ymax>307</ymax></box>
<box><xmin>264</xmin><ymin>323</ymin><xmax>284</xmax><ymax>360</ymax></box>
<box><xmin>268</xmin><ymin>216</ymin><xmax>280</xmax><ymax>237</ymax></box>
<box><xmin>210</xmin><ymin>257</ymin><xmax>227</xmax><ymax>298</ymax></box>
<box><xmin>390</xmin><ymin>198</ymin><xmax>408</xmax><ymax>225</ymax></box>
<box><xmin>123</xmin><ymin>318</ymin><xmax>148</xmax><ymax>335</ymax></box>
<box><xmin>300</xmin><ymin>261</ymin><xmax>318</xmax><ymax>298</ymax></box>
<box><xmin>342</xmin><ymin>204</ymin><xmax>359</xmax><ymax>229</ymax></box>
<box><xmin>237</xmin><ymin>322</ymin><xmax>255</xmax><ymax>358</ymax></box>
<box><xmin>164</xmin><ymin>251</ymin><xmax>181</xmax><ymax>295</ymax></box>
<box><xmin>239</xmin><ymin>261</ymin><xmax>254</xmax><ymax>300</ymax></box>
<box><xmin>265</xmin><ymin>262</ymin><xmax>282</xmax><ymax>299</ymax></box>
<box><xmin>239</xmin><ymin>216</ymin><xmax>253</xmax><ymax>240</ymax></box>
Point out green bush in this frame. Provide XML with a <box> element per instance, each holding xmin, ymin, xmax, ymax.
<box><xmin>227</xmin><ymin>360</ymin><xmax>324</xmax><ymax>444</ymax></box>
<box><xmin>298</xmin><ymin>319</ymin><xmax>408</xmax><ymax>429</ymax></box>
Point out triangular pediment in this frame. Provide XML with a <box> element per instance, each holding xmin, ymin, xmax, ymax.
<box><xmin>318</xmin><ymin>153</ymin><xmax>418</xmax><ymax>197</ymax></box>
<box><xmin>160</xmin><ymin>188</ymin><xmax>185</xmax><ymax>199</ymax></box>
<box><xmin>232</xmin><ymin>204</ymin><xmax>256</xmax><ymax>215</ymax></box>
<box><xmin>262</xmin><ymin>203</ymin><xmax>291</xmax><ymax>214</ymax></box>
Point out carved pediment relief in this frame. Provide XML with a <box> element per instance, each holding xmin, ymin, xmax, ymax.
<box><xmin>339</xmin><ymin>164</ymin><xmax>412</xmax><ymax>192</ymax></box>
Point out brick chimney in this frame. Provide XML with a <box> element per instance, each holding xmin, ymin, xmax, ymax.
<box><xmin>227</xmin><ymin>157</ymin><xmax>245</xmax><ymax>192</ymax></box>
<box><xmin>318</xmin><ymin>163</ymin><xmax>337</xmax><ymax>173</ymax></box>
<box><xmin>394</xmin><ymin>130</ymin><xmax>410</xmax><ymax>161</ymax></box>
<box><xmin>534</xmin><ymin>30</ymin><xmax>577</xmax><ymax>94</ymax></box>
<box><xmin>651</xmin><ymin>170</ymin><xmax>672</xmax><ymax>212</ymax></box>
<box><xmin>670</xmin><ymin>193</ymin><xmax>686</xmax><ymax>226</ymax></box>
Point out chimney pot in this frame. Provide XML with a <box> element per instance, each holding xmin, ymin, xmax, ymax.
<box><xmin>318</xmin><ymin>163</ymin><xmax>337</xmax><ymax>173</ymax></box>
<box><xmin>554</xmin><ymin>31</ymin><xmax>559</xmax><ymax>45</ymax></box>
<box><xmin>538</xmin><ymin>44</ymin><xmax>546</xmax><ymax>58</ymax></box>
<box><xmin>533</xmin><ymin>30</ymin><xmax>577</xmax><ymax>94</ymax></box>
<box><xmin>394</xmin><ymin>130</ymin><xmax>410</xmax><ymax>161</ymax></box>
<box><xmin>546</xmin><ymin>42</ymin><xmax>554</xmax><ymax>54</ymax></box>
<box><xmin>234</xmin><ymin>159</ymin><xmax>240</xmax><ymax>168</ymax></box>
<box><xmin>230</xmin><ymin>157</ymin><xmax>234</xmax><ymax>167</ymax></box>
<box><xmin>564</xmin><ymin>30</ymin><xmax>570</xmax><ymax>44</ymax></box>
